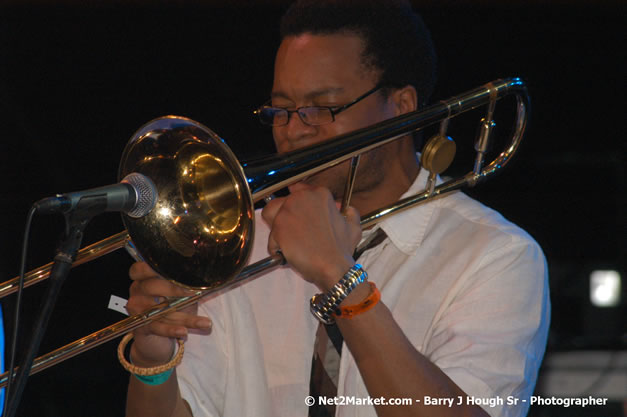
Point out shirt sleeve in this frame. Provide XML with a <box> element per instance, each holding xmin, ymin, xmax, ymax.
<box><xmin>176</xmin><ymin>283</ymin><xmax>277</xmax><ymax>417</ymax></box>
<box><xmin>176</xmin><ymin>216</ymin><xmax>279</xmax><ymax>417</ymax></box>
<box><xmin>424</xmin><ymin>235</ymin><xmax>551</xmax><ymax>417</ymax></box>
<box><xmin>177</xmin><ymin>295</ymin><xmax>229</xmax><ymax>417</ymax></box>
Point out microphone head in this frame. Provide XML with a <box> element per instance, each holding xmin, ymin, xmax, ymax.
<box><xmin>121</xmin><ymin>173</ymin><xmax>157</xmax><ymax>218</ymax></box>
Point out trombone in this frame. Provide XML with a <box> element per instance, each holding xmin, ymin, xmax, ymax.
<box><xmin>0</xmin><ymin>77</ymin><xmax>529</xmax><ymax>387</ymax></box>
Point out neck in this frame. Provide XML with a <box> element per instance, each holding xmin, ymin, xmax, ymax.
<box><xmin>350</xmin><ymin>143</ymin><xmax>420</xmax><ymax>220</ymax></box>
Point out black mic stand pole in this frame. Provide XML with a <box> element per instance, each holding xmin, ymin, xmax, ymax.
<box><xmin>3</xmin><ymin>197</ymin><xmax>105</xmax><ymax>417</ymax></box>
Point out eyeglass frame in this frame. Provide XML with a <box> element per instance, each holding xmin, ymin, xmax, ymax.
<box><xmin>254</xmin><ymin>84</ymin><xmax>383</xmax><ymax>127</ymax></box>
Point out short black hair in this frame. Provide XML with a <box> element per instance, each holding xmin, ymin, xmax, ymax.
<box><xmin>280</xmin><ymin>0</ymin><xmax>437</xmax><ymax>107</ymax></box>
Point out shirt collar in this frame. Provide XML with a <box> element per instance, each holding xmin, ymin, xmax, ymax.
<box><xmin>375</xmin><ymin>167</ymin><xmax>437</xmax><ymax>255</ymax></box>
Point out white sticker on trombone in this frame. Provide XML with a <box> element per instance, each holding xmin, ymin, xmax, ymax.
<box><xmin>108</xmin><ymin>295</ymin><xmax>128</xmax><ymax>315</ymax></box>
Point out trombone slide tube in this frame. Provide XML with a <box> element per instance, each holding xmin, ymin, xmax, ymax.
<box><xmin>246</xmin><ymin>78</ymin><xmax>528</xmax><ymax>201</ymax></box>
<box><xmin>362</xmin><ymin>85</ymin><xmax>528</xmax><ymax>226</ymax></box>
<box><xmin>0</xmin><ymin>231</ymin><xmax>129</xmax><ymax>298</ymax></box>
<box><xmin>0</xmin><ymin>253</ymin><xmax>286</xmax><ymax>388</ymax></box>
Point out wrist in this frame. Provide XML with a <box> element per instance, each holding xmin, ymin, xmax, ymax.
<box><xmin>129</xmin><ymin>338</ymin><xmax>175</xmax><ymax>368</ymax></box>
<box><xmin>310</xmin><ymin>263</ymin><xmax>368</xmax><ymax>324</ymax></box>
<box><xmin>339</xmin><ymin>280</ymin><xmax>370</xmax><ymax>306</ymax></box>
<box><xmin>334</xmin><ymin>282</ymin><xmax>381</xmax><ymax>320</ymax></box>
<box><xmin>119</xmin><ymin>333</ymin><xmax>184</xmax><ymax>385</ymax></box>
<box><xmin>317</xmin><ymin>256</ymin><xmax>355</xmax><ymax>292</ymax></box>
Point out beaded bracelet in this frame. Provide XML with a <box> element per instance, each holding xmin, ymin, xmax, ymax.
<box><xmin>117</xmin><ymin>333</ymin><xmax>185</xmax><ymax>385</ymax></box>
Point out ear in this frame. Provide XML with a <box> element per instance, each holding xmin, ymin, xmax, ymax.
<box><xmin>390</xmin><ymin>85</ymin><xmax>418</xmax><ymax>116</ymax></box>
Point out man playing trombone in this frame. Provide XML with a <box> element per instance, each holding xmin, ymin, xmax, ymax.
<box><xmin>123</xmin><ymin>1</ymin><xmax>550</xmax><ymax>416</ymax></box>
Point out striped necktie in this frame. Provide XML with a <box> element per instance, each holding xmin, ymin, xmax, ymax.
<box><xmin>308</xmin><ymin>228</ymin><xmax>387</xmax><ymax>417</ymax></box>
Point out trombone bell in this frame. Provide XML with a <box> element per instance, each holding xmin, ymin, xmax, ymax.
<box><xmin>119</xmin><ymin>117</ymin><xmax>255</xmax><ymax>289</ymax></box>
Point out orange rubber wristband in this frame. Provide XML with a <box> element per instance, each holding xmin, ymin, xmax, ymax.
<box><xmin>334</xmin><ymin>282</ymin><xmax>380</xmax><ymax>319</ymax></box>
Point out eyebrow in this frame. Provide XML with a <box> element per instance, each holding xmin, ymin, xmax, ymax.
<box><xmin>270</xmin><ymin>87</ymin><xmax>346</xmax><ymax>102</ymax></box>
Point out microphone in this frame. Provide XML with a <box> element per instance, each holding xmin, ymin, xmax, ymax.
<box><xmin>34</xmin><ymin>173</ymin><xmax>158</xmax><ymax>218</ymax></box>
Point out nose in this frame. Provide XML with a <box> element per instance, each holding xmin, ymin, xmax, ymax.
<box><xmin>274</xmin><ymin>110</ymin><xmax>318</xmax><ymax>153</ymax></box>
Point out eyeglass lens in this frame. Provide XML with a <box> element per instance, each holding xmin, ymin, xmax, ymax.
<box><xmin>260</xmin><ymin>107</ymin><xmax>334</xmax><ymax>126</ymax></box>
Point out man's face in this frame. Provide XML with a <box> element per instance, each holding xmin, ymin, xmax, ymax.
<box><xmin>271</xmin><ymin>33</ymin><xmax>397</xmax><ymax>200</ymax></box>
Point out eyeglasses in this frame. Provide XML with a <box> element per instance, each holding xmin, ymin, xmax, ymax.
<box><xmin>254</xmin><ymin>85</ymin><xmax>382</xmax><ymax>127</ymax></box>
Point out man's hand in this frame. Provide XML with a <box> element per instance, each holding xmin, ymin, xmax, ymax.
<box><xmin>261</xmin><ymin>183</ymin><xmax>362</xmax><ymax>291</ymax></box>
<box><xmin>125</xmin><ymin>262</ymin><xmax>212</xmax><ymax>367</ymax></box>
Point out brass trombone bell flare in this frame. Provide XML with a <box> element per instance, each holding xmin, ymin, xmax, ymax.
<box><xmin>118</xmin><ymin>117</ymin><xmax>255</xmax><ymax>289</ymax></box>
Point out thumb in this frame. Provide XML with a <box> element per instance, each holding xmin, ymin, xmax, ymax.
<box><xmin>343</xmin><ymin>206</ymin><xmax>362</xmax><ymax>248</ymax></box>
<box><xmin>261</xmin><ymin>196</ymin><xmax>286</xmax><ymax>227</ymax></box>
<box><xmin>287</xmin><ymin>182</ymin><xmax>313</xmax><ymax>194</ymax></box>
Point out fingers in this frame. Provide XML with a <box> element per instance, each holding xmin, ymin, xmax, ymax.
<box><xmin>126</xmin><ymin>261</ymin><xmax>213</xmax><ymax>365</ymax></box>
<box><xmin>127</xmin><ymin>261</ymin><xmax>212</xmax><ymax>336</ymax></box>
<box><xmin>261</xmin><ymin>183</ymin><xmax>319</xmax><ymax>227</ymax></box>
<box><xmin>129</xmin><ymin>262</ymin><xmax>196</xmax><ymax>298</ymax></box>
<box><xmin>260</xmin><ymin>184</ymin><xmax>363</xmax><ymax>287</ymax></box>
<box><xmin>261</xmin><ymin>195</ymin><xmax>286</xmax><ymax>228</ymax></box>
<box><xmin>141</xmin><ymin>311</ymin><xmax>212</xmax><ymax>339</ymax></box>
<box><xmin>286</xmin><ymin>181</ymin><xmax>312</xmax><ymax>194</ymax></box>
<box><xmin>335</xmin><ymin>202</ymin><xmax>360</xmax><ymax>220</ymax></box>
<box><xmin>126</xmin><ymin>289</ymin><xmax>211</xmax><ymax>329</ymax></box>
<box><xmin>262</xmin><ymin>196</ymin><xmax>287</xmax><ymax>256</ymax></box>
<box><xmin>129</xmin><ymin>261</ymin><xmax>159</xmax><ymax>280</ymax></box>
<box><xmin>342</xmin><ymin>205</ymin><xmax>362</xmax><ymax>248</ymax></box>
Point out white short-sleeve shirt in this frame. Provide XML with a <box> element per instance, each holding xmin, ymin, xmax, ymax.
<box><xmin>177</xmin><ymin>168</ymin><xmax>550</xmax><ymax>417</ymax></box>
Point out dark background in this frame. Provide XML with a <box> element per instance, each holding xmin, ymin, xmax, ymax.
<box><xmin>0</xmin><ymin>1</ymin><xmax>625</xmax><ymax>416</ymax></box>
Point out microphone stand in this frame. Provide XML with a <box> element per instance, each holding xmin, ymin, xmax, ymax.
<box><xmin>3</xmin><ymin>197</ymin><xmax>106</xmax><ymax>417</ymax></box>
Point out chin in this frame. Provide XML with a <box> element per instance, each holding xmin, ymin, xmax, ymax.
<box><xmin>300</xmin><ymin>175</ymin><xmax>344</xmax><ymax>201</ymax></box>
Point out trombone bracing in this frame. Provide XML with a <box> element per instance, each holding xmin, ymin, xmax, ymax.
<box><xmin>0</xmin><ymin>77</ymin><xmax>529</xmax><ymax>387</ymax></box>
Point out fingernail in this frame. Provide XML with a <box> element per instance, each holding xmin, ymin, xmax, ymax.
<box><xmin>198</xmin><ymin>317</ymin><xmax>212</xmax><ymax>329</ymax></box>
<box><xmin>175</xmin><ymin>328</ymin><xmax>188</xmax><ymax>338</ymax></box>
